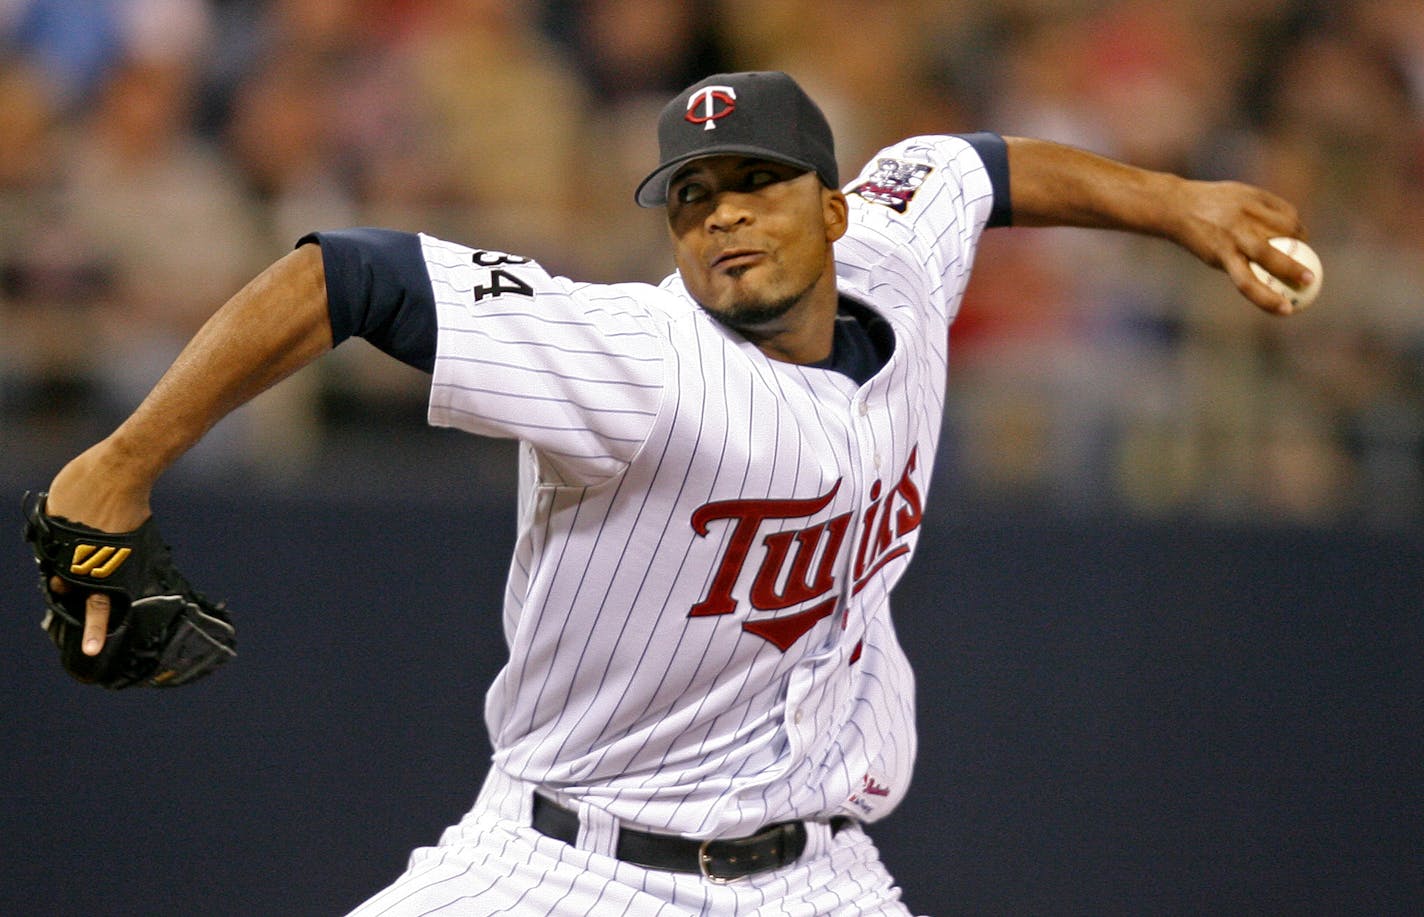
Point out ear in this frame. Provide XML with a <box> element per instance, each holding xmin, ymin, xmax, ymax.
<box><xmin>822</xmin><ymin>188</ymin><xmax>849</xmax><ymax>243</ymax></box>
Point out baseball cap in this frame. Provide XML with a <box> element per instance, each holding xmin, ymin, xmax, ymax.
<box><xmin>634</xmin><ymin>71</ymin><xmax>838</xmax><ymax>208</ymax></box>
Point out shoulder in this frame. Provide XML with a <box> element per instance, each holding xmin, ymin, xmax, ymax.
<box><xmin>419</xmin><ymin>233</ymin><xmax>685</xmax><ymax>324</ymax></box>
<box><xmin>833</xmin><ymin>136</ymin><xmax>1010</xmax><ymax>325</ymax></box>
<box><xmin>844</xmin><ymin>134</ymin><xmax>1010</xmax><ymax>229</ymax></box>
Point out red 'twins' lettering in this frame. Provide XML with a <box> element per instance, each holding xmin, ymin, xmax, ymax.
<box><xmin>852</xmin><ymin>446</ymin><xmax>921</xmax><ymax>595</ymax></box>
<box><xmin>687</xmin><ymin>447</ymin><xmax>924</xmax><ymax>652</ymax></box>
<box><xmin>690</xmin><ymin>481</ymin><xmax>843</xmax><ymax>618</ymax></box>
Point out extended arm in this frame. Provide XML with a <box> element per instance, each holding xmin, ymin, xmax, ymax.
<box><xmin>1003</xmin><ymin>136</ymin><xmax>1312</xmax><ymax>315</ymax></box>
<box><xmin>43</xmin><ymin>243</ymin><xmax>333</xmax><ymax>652</ymax></box>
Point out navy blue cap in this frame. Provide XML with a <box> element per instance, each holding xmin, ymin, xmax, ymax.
<box><xmin>635</xmin><ymin>71</ymin><xmax>839</xmax><ymax>208</ymax></box>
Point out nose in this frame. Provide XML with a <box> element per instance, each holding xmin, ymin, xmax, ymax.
<box><xmin>706</xmin><ymin>192</ymin><xmax>754</xmax><ymax>233</ymax></box>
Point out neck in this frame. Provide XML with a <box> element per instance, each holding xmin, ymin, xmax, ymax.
<box><xmin>728</xmin><ymin>270</ymin><xmax>841</xmax><ymax>365</ymax></box>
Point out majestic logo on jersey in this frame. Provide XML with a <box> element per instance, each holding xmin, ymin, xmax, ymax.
<box><xmin>861</xmin><ymin>774</ymin><xmax>891</xmax><ymax>796</ymax></box>
<box><xmin>849</xmin><ymin>770</ymin><xmax>896</xmax><ymax>817</ymax></box>
<box><xmin>852</xmin><ymin>158</ymin><xmax>933</xmax><ymax>212</ymax></box>
<box><xmin>686</xmin><ymin>85</ymin><xmax>737</xmax><ymax>130</ymax></box>
<box><xmin>688</xmin><ymin>447</ymin><xmax>923</xmax><ymax>652</ymax></box>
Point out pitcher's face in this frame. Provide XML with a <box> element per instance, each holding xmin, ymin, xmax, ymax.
<box><xmin>667</xmin><ymin>157</ymin><xmax>847</xmax><ymax>334</ymax></box>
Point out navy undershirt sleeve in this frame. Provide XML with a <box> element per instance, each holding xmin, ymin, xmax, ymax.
<box><xmin>295</xmin><ymin>228</ymin><xmax>438</xmax><ymax>373</ymax></box>
<box><xmin>956</xmin><ymin>131</ymin><xmax>1012</xmax><ymax>228</ymax></box>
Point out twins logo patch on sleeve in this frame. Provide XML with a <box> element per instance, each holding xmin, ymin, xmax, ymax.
<box><xmin>851</xmin><ymin>158</ymin><xmax>933</xmax><ymax>212</ymax></box>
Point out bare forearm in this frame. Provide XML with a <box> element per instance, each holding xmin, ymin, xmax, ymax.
<box><xmin>1004</xmin><ymin>136</ymin><xmax>1185</xmax><ymax>235</ymax></box>
<box><xmin>1003</xmin><ymin>136</ymin><xmax>1309</xmax><ymax>315</ymax></box>
<box><xmin>47</xmin><ymin>243</ymin><xmax>332</xmax><ymax>528</ymax></box>
<box><xmin>119</xmin><ymin>243</ymin><xmax>331</xmax><ymax>467</ymax></box>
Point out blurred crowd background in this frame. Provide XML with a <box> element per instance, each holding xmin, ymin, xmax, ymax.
<box><xmin>2</xmin><ymin>0</ymin><xmax>1421</xmax><ymax>529</ymax></box>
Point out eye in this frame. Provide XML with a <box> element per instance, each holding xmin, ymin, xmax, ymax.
<box><xmin>745</xmin><ymin>169</ymin><xmax>779</xmax><ymax>190</ymax></box>
<box><xmin>674</xmin><ymin>181</ymin><xmax>708</xmax><ymax>204</ymax></box>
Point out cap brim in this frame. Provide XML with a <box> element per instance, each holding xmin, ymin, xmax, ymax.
<box><xmin>634</xmin><ymin>145</ymin><xmax>822</xmax><ymax>208</ymax></box>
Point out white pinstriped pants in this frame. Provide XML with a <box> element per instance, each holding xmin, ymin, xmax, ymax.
<box><xmin>344</xmin><ymin>767</ymin><xmax>917</xmax><ymax>916</ymax></box>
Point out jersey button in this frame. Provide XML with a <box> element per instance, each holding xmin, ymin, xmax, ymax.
<box><xmin>793</xmin><ymin>708</ymin><xmax>804</xmax><ymax>725</ymax></box>
<box><xmin>857</xmin><ymin>400</ymin><xmax>869</xmax><ymax>417</ymax></box>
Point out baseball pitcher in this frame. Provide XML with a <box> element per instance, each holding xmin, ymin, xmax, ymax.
<box><xmin>24</xmin><ymin>71</ymin><xmax>1314</xmax><ymax>914</ymax></box>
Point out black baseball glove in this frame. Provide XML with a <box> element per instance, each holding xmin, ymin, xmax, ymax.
<box><xmin>21</xmin><ymin>491</ymin><xmax>236</xmax><ymax>688</ymax></box>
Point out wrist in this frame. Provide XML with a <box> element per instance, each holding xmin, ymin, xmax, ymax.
<box><xmin>46</xmin><ymin>438</ymin><xmax>156</xmax><ymax>531</ymax></box>
<box><xmin>1144</xmin><ymin>171</ymin><xmax>1195</xmax><ymax>241</ymax></box>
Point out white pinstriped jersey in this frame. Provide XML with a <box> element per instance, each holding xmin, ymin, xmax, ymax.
<box><xmin>424</xmin><ymin>135</ymin><xmax>997</xmax><ymax>840</ymax></box>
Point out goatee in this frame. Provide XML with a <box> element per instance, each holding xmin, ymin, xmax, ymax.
<box><xmin>701</xmin><ymin>271</ymin><xmax>821</xmax><ymax>336</ymax></box>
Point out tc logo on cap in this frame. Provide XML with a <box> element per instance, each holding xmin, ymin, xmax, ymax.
<box><xmin>685</xmin><ymin>85</ymin><xmax>736</xmax><ymax>130</ymax></box>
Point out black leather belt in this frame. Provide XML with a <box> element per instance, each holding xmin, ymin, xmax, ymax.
<box><xmin>531</xmin><ymin>793</ymin><xmax>854</xmax><ymax>882</ymax></box>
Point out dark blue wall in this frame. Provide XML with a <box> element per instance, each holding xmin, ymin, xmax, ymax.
<box><xmin>2</xmin><ymin>484</ymin><xmax>1420</xmax><ymax>916</ymax></box>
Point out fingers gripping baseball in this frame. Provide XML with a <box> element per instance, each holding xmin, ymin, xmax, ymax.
<box><xmin>1176</xmin><ymin>181</ymin><xmax>1312</xmax><ymax>315</ymax></box>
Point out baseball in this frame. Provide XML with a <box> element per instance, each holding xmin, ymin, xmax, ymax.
<box><xmin>1250</xmin><ymin>236</ymin><xmax>1322</xmax><ymax>311</ymax></box>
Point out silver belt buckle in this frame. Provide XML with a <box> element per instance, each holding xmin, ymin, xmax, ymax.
<box><xmin>698</xmin><ymin>838</ymin><xmax>739</xmax><ymax>884</ymax></box>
